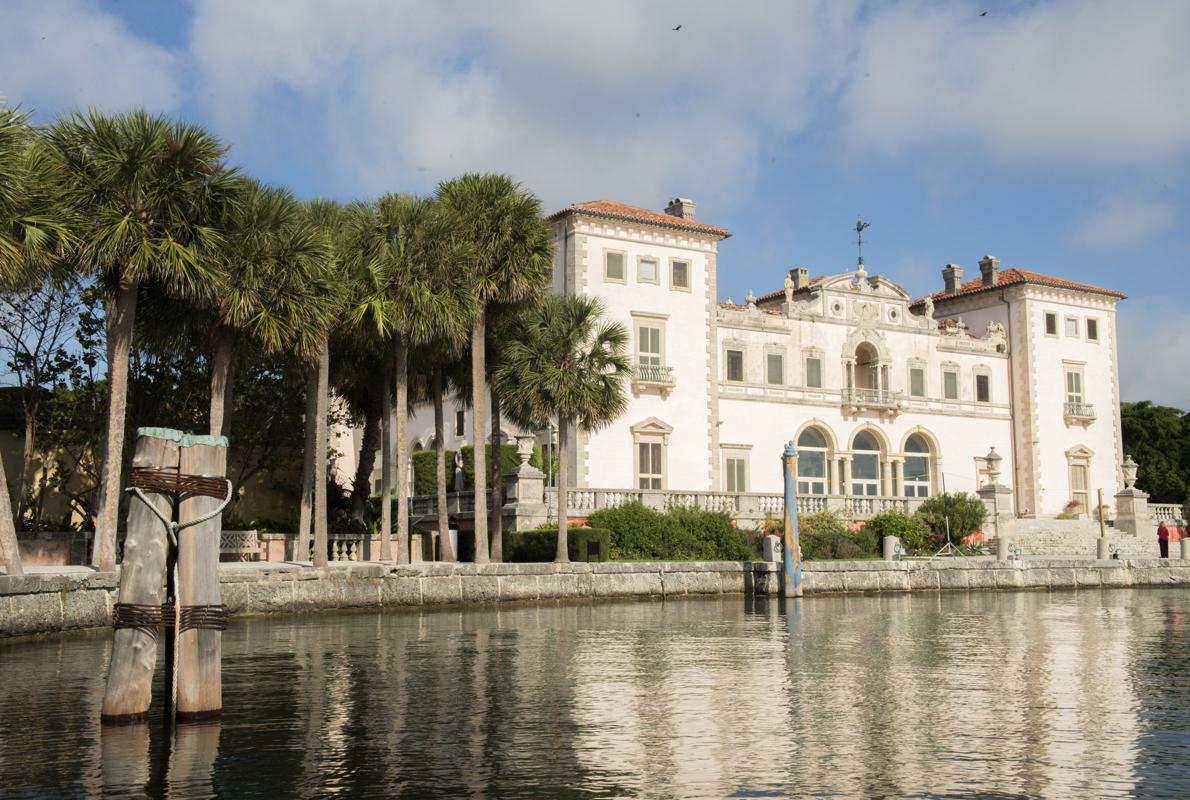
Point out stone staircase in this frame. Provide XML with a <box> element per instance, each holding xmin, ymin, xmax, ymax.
<box><xmin>988</xmin><ymin>518</ymin><xmax>1160</xmax><ymax>559</ymax></box>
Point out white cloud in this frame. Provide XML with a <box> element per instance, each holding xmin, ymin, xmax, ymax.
<box><xmin>0</xmin><ymin>0</ymin><xmax>180</xmax><ymax>118</ymax></box>
<box><xmin>1071</xmin><ymin>193</ymin><xmax>1178</xmax><ymax>249</ymax></box>
<box><xmin>838</xmin><ymin>1</ymin><xmax>1190</xmax><ymax>170</ymax></box>
<box><xmin>1117</xmin><ymin>300</ymin><xmax>1190</xmax><ymax>410</ymax></box>
<box><xmin>188</xmin><ymin>0</ymin><xmax>858</xmax><ymax>210</ymax></box>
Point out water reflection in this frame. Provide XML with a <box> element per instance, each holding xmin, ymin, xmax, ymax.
<box><xmin>1</xmin><ymin>590</ymin><xmax>1188</xmax><ymax>798</ymax></box>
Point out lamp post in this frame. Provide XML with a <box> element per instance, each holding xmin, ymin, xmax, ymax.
<box><xmin>782</xmin><ymin>441</ymin><xmax>802</xmax><ymax>598</ymax></box>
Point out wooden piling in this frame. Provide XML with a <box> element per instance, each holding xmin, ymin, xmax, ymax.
<box><xmin>175</xmin><ymin>435</ymin><xmax>228</xmax><ymax>720</ymax></box>
<box><xmin>101</xmin><ymin>430</ymin><xmax>180</xmax><ymax>723</ymax></box>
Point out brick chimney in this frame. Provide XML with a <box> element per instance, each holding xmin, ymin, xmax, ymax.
<box><xmin>979</xmin><ymin>255</ymin><xmax>1000</xmax><ymax>286</ymax></box>
<box><xmin>942</xmin><ymin>263</ymin><xmax>964</xmax><ymax>294</ymax></box>
<box><xmin>790</xmin><ymin>267</ymin><xmax>810</xmax><ymax>289</ymax></box>
<box><xmin>665</xmin><ymin>197</ymin><xmax>696</xmax><ymax>220</ymax></box>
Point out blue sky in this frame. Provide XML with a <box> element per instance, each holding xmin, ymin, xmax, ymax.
<box><xmin>2</xmin><ymin>0</ymin><xmax>1187</xmax><ymax>407</ymax></box>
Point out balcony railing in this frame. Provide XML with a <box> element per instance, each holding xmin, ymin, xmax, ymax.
<box><xmin>842</xmin><ymin>387</ymin><xmax>903</xmax><ymax>413</ymax></box>
<box><xmin>1064</xmin><ymin>401</ymin><xmax>1095</xmax><ymax>422</ymax></box>
<box><xmin>633</xmin><ymin>363</ymin><xmax>675</xmax><ymax>385</ymax></box>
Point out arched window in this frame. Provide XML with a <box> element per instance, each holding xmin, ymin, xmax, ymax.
<box><xmin>851</xmin><ymin>431</ymin><xmax>881</xmax><ymax>496</ymax></box>
<box><xmin>797</xmin><ymin>427</ymin><xmax>829</xmax><ymax>495</ymax></box>
<box><xmin>903</xmin><ymin>434</ymin><xmax>931</xmax><ymax>498</ymax></box>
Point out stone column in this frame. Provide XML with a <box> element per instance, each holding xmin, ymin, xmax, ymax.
<box><xmin>840</xmin><ymin>457</ymin><xmax>852</xmax><ymax>496</ymax></box>
<box><xmin>846</xmin><ymin>361</ymin><xmax>854</xmax><ymax>390</ymax></box>
<box><xmin>880</xmin><ymin>460</ymin><xmax>890</xmax><ymax>496</ymax></box>
<box><xmin>891</xmin><ymin>458</ymin><xmax>904</xmax><ymax>497</ymax></box>
<box><xmin>829</xmin><ymin>458</ymin><xmax>840</xmax><ymax>495</ymax></box>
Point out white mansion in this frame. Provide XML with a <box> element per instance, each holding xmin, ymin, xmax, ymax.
<box><xmin>367</xmin><ymin>197</ymin><xmax>1126</xmax><ymax>521</ymax></box>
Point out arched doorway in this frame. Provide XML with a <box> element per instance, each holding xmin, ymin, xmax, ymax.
<box><xmin>797</xmin><ymin>426</ymin><xmax>830</xmax><ymax>495</ymax></box>
<box><xmin>903</xmin><ymin>434</ymin><xmax>932</xmax><ymax>497</ymax></box>
<box><xmin>851</xmin><ymin>430</ymin><xmax>882</xmax><ymax>496</ymax></box>
<box><xmin>853</xmin><ymin>342</ymin><xmax>879</xmax><ymax>391</ymax></box>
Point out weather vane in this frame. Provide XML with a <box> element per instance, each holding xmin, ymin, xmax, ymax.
<box><xmin>855</xmin><ymin>218</ymin><xmax>870</xmax><ymax>267</ymax></box>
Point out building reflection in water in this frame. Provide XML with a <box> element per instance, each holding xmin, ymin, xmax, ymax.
<box><xmin>1</xmin><ymin>590</ymin><xmax>1187</xmax><ymax>798</ymax></box>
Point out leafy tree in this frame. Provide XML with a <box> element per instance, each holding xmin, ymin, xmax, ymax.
<box><xmin>495</xmin><ymin>294</ymin><xmax>629</xmax><ymax>562</ymax></box>
<box><xmin>436</xmin><ymin>174</ymin><xmax>551</xmax><ymax>563</ymax></box>
<box><xmin>862</xmin><ymin>510</ymin><xmax>930</xmax><ymax>552</ymax></box>
<box><xmin>43</xmin><ymin>110</ymin><xmax>240</xmax><ymax>570</ymax></box>
<box><xmin>0</xmin><ymin>105</ymin><xmax>71</xmax><ymax>575</ymax></box>
<box><xmin>915</xmin><ymin>492</ymin><xmax>987</xmax><ymax>545</ymax></box>
<box><xmin>1121</xmin><ymin>400</ymin><xmax>1190</xmax><ymax>505</ymax></box>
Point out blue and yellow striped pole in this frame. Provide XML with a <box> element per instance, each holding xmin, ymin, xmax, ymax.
<box><xmin>782</xmin><ymin>440</ymin><xmax>802</xmax><ymax>598</ymax></box>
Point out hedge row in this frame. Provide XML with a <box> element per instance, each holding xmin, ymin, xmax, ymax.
<box><xmin>588</xmin><ymin>502</ymin><xmax>757</xmax><ymax>561</ymax></box>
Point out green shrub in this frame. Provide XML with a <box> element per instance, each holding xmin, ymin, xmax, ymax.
<box><xmin>915</xmin><ymin>492</ymin><xmax>987</xmax><ymax>545</ymax></box>
<box><xmin>587</xmin><ymin>502</ymin><xmax>756</xmax><ymax>561</ymax></box>
<box><xmin>503</xmin><ymin>527</ymin><xmax>613</xmax><ymax>562</ymax></box>
<box><xmin>863</xmin><ymin>511</ymin><xmax>931</xmax><ymax>552</ymax></box>
<box><xmin>797</xmin><ymin>510</ymin><xmax>877</xmax><ymax>560</ymax></box>
<box><xmin>569</xmin><ymin>528</ymin><xmax>612</xmax><ymax>562</ymax></box>
<box><xmin>412</xmin><ymin>443</ymin><xmax>543</xmax><ymax>496</ymax></box>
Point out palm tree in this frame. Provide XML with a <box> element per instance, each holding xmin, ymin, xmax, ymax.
<box><xmin>344</xmin><ymin>194</ymin><xmax>472</xmax><ymax>564</ymax></box>
<box><xmin>0</xmin><ymin>106</ymin><xmax>71</xmax><ymax>576</ymax></box>
<box><xmin>43</xmin><ymin>110</ymin><xmax>239</xmax><ymax>571</ymax></box>
<box><xmin>436</xmin><ymin>174</ymin><xmax>551</xmax><ymax>563</ymax></box>
<box><xmin>494</xmin><ymin>294</ymin><xmax>629</xmax><ymax>562</ymax></box>
<box><xmin>297</xmin><ymin>199</ymin><xmax>348</xmax><ymax>568</ymax></box>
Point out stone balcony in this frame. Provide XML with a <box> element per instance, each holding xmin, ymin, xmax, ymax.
<box><xmin>631</xmin><ymin>362</ymin><xmax>675</xmax><ymax>396</ymax></box>
<box><xmin>1064</xmin><ymin>401</ymin><xmax>1095</xmax><ymax>424</ymax></box>
<box><xmin>842</xmin><ymin>387</ymin><xmax>904</xmax><ymax>416</ymax></box>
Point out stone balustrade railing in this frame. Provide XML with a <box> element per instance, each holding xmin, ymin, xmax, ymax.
<box><xmin>1152</xmin><ymin>503</ymin><xmax>1187</xmax><ymax>523</ymax></box>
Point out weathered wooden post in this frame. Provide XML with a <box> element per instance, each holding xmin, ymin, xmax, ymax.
<box><xmin>782</xmin><ymin>440</ymin><xmax>802</xmax><ymax>598</ymax></box>
<box><xmin>101</xmin><ymin>427</ymin><xmax>230</xmax><ymax>724</ymax></box>
<box><xmin>101</xmin><ymin>430</ymin><xmax>181</xmax><ymax>722</ymax></box>
<box><xmin>176</xmin><ymin>434</ymin><xmax>229</xmax><ymax>720</ymax></box>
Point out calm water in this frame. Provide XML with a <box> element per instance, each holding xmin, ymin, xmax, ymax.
<box><xmin>2</xmin><ymin>589</ymin><xmax>1189</xmax><ymax>799</ymax></box>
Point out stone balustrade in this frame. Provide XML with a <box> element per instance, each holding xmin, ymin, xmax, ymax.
<box><xmin>1152</xmin><ymin>503</ymin><xmax>1187</xmax><ymax>523</ymax></box>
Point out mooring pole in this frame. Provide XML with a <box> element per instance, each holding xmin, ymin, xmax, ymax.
<box><xmin>176</xmin><ymin>434</ymin><xmax>229</xmax><ymax>721</ymax></box>
<box><xmin>782</xmin><ymin>440</ymin><xmax>802</xmax><ymax>598</ymax></box>
<box><xmin>101</xmin><ymin>430</ymin><xmax>180</xmax><ymax>722</ymax></box>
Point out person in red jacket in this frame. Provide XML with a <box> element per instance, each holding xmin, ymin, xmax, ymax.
<box><xmin>1157</xmin><ymin>521</ymin><xmax>1170</xmax><ymax>558</ymax></box>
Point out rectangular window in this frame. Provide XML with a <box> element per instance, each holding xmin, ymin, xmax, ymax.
<box><xmin>1045</xmin><ymin>312</ymin><xmax>1057</xmax><ymax>336</ymax></box>
<box><xmin>975</xmin><ymin>373</ymin><xmax>990</xmax><ymax>403</ymax></box>
<box><xmin>726</xmin><ymin>349</ymin><xmax>744</xmax><ymax>382</ymax></box>
<box><xmin>605</xmin><ymin>251</ymin><xmax>625</xmax><ymax>282</ymax></box>
<box><xmin>671</xmin><ymin>260</ymin><xmax>689</xmax><ymax>289</ymax></box>
<box><xmin>637</xmin><ymin>324</ymin><xmax>662</xmax><ymax>367</ymax></box>
<box><xmin>766</xmin><ymin>353</ymin><xmax>784</xmax><ymax>385</ymax></box>
<box><xmin>943</xmin><ymin>369</ymin><xmax>959</xmax><ymax>400</ymax></box>
<box><xmin>454</xmin><ymin>410</ymin><xmax>465</xmax><ymax>437</ymax></box>
<box><xmin>1065</xmin><ymin>317</ymin><xmax>1079</xmax><ymax>337</ymax></box>
<box><xmin>1087</xmin><ymin>318</ymin><xmax>1099</xmax><ymax>342</ymax></box>
<box><xmin>638</xmin><ymin>441</ymin><xmax>663</xmax><ymax>490</ymax></box>
<box><xmin>638</xmin><ymin>256</ymin><xmax>658</xmax><ymax>284</ymax></box>
<box><xmin>725</xmin><ymin>456</ymin><xmax>747</xmax><ymax>493</ymax></box>
<box><xmin>1065</xmin><ymin>369</ymin><xmax>1084</xmax><ymax>404</ymax></box>
<box><xmin>805</xmin><ymin>356</ymin><xmax>823</xmax><ymax>389</ymax></box>
<box><xmin>909</xmin><ymin>367</ymin><xmax>925</xmax><ymax>398</ymax></box>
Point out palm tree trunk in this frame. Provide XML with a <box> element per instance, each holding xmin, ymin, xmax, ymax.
<box><xmin>555</xmin><ymin>415</ymin><xmax>569</xmax><ymax>563</ymax></box>
<box><xmin>16</xmin><ymin>406</ymin><xmax>35</xmax><ymax>522</ymax></box>
<box><xmin>297</xmin><ymin>363</ymin><xmax>317</xmax><ymax>562</ymax></box>
<box><xmin>393</xmin><ymin>337</ymin><xmax>410</xmax><ymax>565</ymax></box>
<box><xmin>208</xmin><ymin>326</ymin><xmax>236</xmax><ymax>438</ymax></box>
<box><xmin>489</xmin><ymin>390</ymin><xmax>503</xmax><ymax>562</ymax></box>
<box><xmin>433</xmin><ymin>368</ymin><xmax>453</xmax><ymax>561</ymax></box>
<box><xmin>379</xmin><ymin>362</ymin><xmax>393</xmax><ymax>561</ymax></box>
<box><xmin>313</xmin><ymin>338</ymin><xmax>329</xmax><ymax>568</ymax></box>
<box><xmin>349</xmin><ymin>393</ymin><xmax>381</xmax><ymax>524</ymax></box>
<box><xmin>0</xmin><ymin>451</ymin><xmax>24</xmax><ymax>575</ymax></box>
<box><xmin>470</xmin><ymin>310</ymin><xmax>488</xmax><ymax>563</ymax></box>
<box><xmin>94</xmin><ymin>275</ymin><xmax>139</xmax><ymax>571</ymax></box>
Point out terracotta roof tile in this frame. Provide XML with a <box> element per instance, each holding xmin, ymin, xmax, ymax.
<box><xmin>548</xmin><ymin>199</ymin><xmax>731</xmax><ymax>238</ymax></box>
<box><xmin>754</xmin><ymin>275</ymin><xmax>825</xmax><ymax>305</ymax></box>
<box><xmin>911</xmin><ymin>268</ymin><xmax>1125</xmax><ymax>306</ymax></box>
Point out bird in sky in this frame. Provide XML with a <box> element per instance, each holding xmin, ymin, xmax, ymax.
<box><xmin>979</xmin><ymin>11</ymin><xmax>988</xmax><ymax>16</ymax></box>
<box><xmin>673</xmin><ymin>25</ymin><xmax>682</xmax><ymax>31</ymax></box>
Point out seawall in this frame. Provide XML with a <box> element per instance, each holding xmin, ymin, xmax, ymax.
<box><xmin>3</xmin><ymin>558</ymin><xmax>1190</xmax><ymax>638</ymax></box>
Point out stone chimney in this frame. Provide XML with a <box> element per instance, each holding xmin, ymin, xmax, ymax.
<box><xmin>979</xmin><ymin>255</ymin><xmax>1000</xmax><ymax>286</ymax></box>
<box><xmin>942</xmin><ymin>263</ymin><xmax>964</xmax><ymax>294</ymax></box>
<box><xmin>665</xmin><ymin>197</ymin><xmax>696</xmax><ymax>220</ymax></box>
<box><xmin>790</xmin><ymin>267</ymin><xmax>810</xmax><ymax>289</ymax></box>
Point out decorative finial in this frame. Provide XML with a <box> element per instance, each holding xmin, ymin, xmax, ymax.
<box><xmin>855</xmin><ymin>217</ymin><xmax>870</xmax><ymax>268</ymax></box>
<box><xmin>746</xmin><ymin>289</ymin><xmax>756</xmax><ymax>308</ymax></box>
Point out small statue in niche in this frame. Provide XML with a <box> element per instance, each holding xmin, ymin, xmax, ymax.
<box><xmin>453</xmin><ymin>449</ymin><xmax>464</xmax><ymax>492</ymax></box>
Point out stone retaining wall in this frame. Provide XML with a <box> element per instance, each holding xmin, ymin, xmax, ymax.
<box><xmin>3</xmin><ymin>558</ymin><xmax>1190</xmax><ymax>639</ymax></box>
